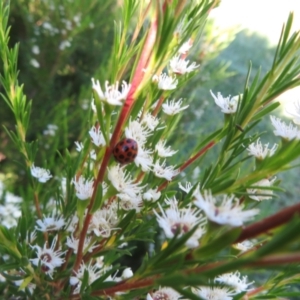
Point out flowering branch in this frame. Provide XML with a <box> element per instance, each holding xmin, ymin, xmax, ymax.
<box><xmin>158</xmin><ymin>141</ymin><xmax>216</xmax><ymax>191</ymax></box>
<box><xmin>2</xmin><ymin>1</ymin><xmax>300</xmax><ymax>299</ymax></box>
<box><xmin>73</xmin><ymin>4</ymin><xmax>159</xmax><ymax>273</ymax></box>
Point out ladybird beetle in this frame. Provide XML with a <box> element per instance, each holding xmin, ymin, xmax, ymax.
<box><xmin>113</xmin><ymin>138</ymin><xmax>138</xmax><ymax>164</ymax></box>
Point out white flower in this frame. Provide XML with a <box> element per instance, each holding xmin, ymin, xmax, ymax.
<box><xmin>247</xmin><ymin>138</ymin><xmax>277</xmax><ymax>159</ymax></box>
<box><xmin>143</xmin><ymin>188</ymin><xmax>161</xmax><ymax>201</ymax></box>
<box><xmin>178</xmin><ymin>182</ymin><xmax>193</xmax><ymax>193</ymax></box>
<box><xmin>152</xmin><ymin>73</ymin><xmax>178</xmax><ymax>90</ymax></box>
<box><xmin>30</xmin><ymin>236</ymin><xmax>65</xmax><ymax>278</ymax></box>
<box><xmin>32</xmin><ymin>45</ymin><xmax>40</xmax><ymax>54</ymax></box>
<box><xmin>0</xmin><ymin>203</ymin><xmax>21</xmax><ymax>228</ymax></box>
<box><xmin>59</xmin><ymin>40</ymin><xmax>71</xmax><ymax>50</ymax></box>
<box><xmin>35</xmin><ymin>214</ymin><xmax>65</xmax><ymax>232</ymax></box>
<box><xmin>210</xmin><ymin>90</ymin><xmax>239</xmax><ymax>114</ymax></box>
<box><xmin>141</xmin><ymin>113</ymin><xmax>159</xmax><ymax>130</ymax></box>
<box><xmin>134</xmin><ymin>146</ymin><xmax>153</xmax><ymax>172</ymax></box>
<box><xmin>43</xmin><ymin>124</ymin><xmax>58</xmax><ymax>136</ymax></box>
<box><xmin>178</xmin><ymin>39</ymin><xmax>193</xmax><ymax>55</ymax></box>
<box><xmin>95</xmin><ymin>256</ymin><xmax>105</xmax><ymax>269</ymax></box>
<box><xmin>147</xmin><ymin>287</ymin><xmax>181</xmax><ymax>300</ymax></box>
<box><xmin>72</xmin><ymin>176</ymin><xmax>94</xmax><ymax>200</ymax></box>
<box><xmin>215</xmin><ymin>271</ymin><xmax>253</xmax><ymax>294</ymax></box>
<box><xmin>121</xmin><ymin>267</ymin><xmax>133</xmax><ymax>279</ymax></box>
<box><xmin>91</xmin><ymin>78</ymin><xmax>131</xmax><ymax>106</ymax></box>
<box><xmin>152</xmin><ymin>160</ymin><xmax>179</xmax><ymax>181</ymax></box>
<box><xmin>286</xmin><ymin>99</ymin><xmax>300</xmax><ymax>124</ymax></box>
<box><xmin>30</xmin><ymin>58</ymin><xmax>40</xmax><ymax>68</ymax></box>
<box><xmin>66</xmin><ymin>214</ymin><xmax>79</xmax><ymax>233</ymax></box>
<box><xmin>74</xmin><ymin>141</ymin><xmax>84</xmax><ymax>152</ymax></box>
<box><xmin>89</xmin><ymin>203</ymin><xmax>119</xmax><ymax>237</ymax></box>
<box><xmin>42</xmin><ymin>21</ymin><xmax>57</xmax><ymax>33</ymax></box>
<box><xmin>30</xmin><ymin>165</ymin><xmax>52</xmax><ymax>183</ymax></box>
<box><xmin>155</xmin><ymin>140</ymin><xmax>178</xmax><ymax>157</ymax></box>
<box><xmin>169</xmin><ymin>55</ymin><xmax>199</xmax><ymax>75</ymax></box>
<box><xmin>66</xmin><ymin>235</ymin><xmax>96</xmax><ymax>254</ymax></box>
<box><xmin>193</xmin><ymin>286</ymin><xmax>236</xmax><ymax>300</ymax></box>
<box><xmin>90</xmin><ymin>149</ymin><xmax>97</xmax><ymax>160</ymax></box>
<box><xmin>26</xmin><ymin>230</ymin><xmax>37</xmax><ymax>244</ymax></box>
<box><xmin>162</xmin><ymin>98</ymin><xmax>189</xmax><ymax>115</ymax></box>
<box><xmin>0</xmin><ymin>181</ymin><xmax>22</xmax><ymax>228</ymax></box>
<box><xmin>233</xmin><ymin>240</ymin><xmax>255</xmax><ymax>252</ymax></box>
<box><xmin>125</xmin><ymin>119</ymin><xmax>152</xmax><ymax>146</ymax></box>
<box><xmin>73</xmin><ymin>14</ymin><xmax>81</xmax><ymax>25</ymax></box>
<box><xmin>154</xmin><ymin>197</ymin><xmax>206</xmax><ymax>248</ymax></box>
<box><xmin>270</xmin><ymin>115</ymin><xmax>300</xmax><ymax>140</ymax></box>
<box><xmin>70</xmin><ymin>262</ymin><xmax>103</xmax><ymax>294</ymax></box>
<box><xmin>247</xmin><ymin>178</ymin><xmax>276</xmax><ymax>201</ymax></box>
<box><xmin>117</xmin><ymin>192</ymin><xmax>143</xmax><ymax>212</ymax></box>
<box><xmin>108</xmin><ymin>165</ymin><xmax>145</xmax><ymax>197</ymax></box>
<box><xmin>193</xmin><ymin>187</ymin><xmax>259</xmax><ymax>227</ymax></box>
<box><xmin>4</xmin><ymin>191</ymin><xmax>22</xmax><ymax>204</ymax></box>
<box><xmin>89</xmin><ymin>125</ymin><xmax>106</xmax><ymax>146</ymax></box>
<box><xmin>62</xmin><ymin>19</ymin><xmax>72</xmax><ymax>30</ymax></box>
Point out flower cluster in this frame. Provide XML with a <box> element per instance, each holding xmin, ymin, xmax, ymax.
<box><xmin>270</xmin><ymin>114</ymin><xmax>300</xmax><ymax>140</ymax></box>
<box><xmin>147</xmin><ymin>271</ymin><xmax>253</xmax><ymax>300</ymax></box>
<box><xmin>0</xmin><ymin>180</ymin><xmax>22</xmax><ymax>228</ymax></box>
<box><xmin>2</xmin><ymin>1</ymin><xmax>300</xmax><ymax>299</ymax></box>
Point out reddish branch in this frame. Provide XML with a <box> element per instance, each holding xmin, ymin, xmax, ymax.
<box><xmin>152</xmin><ymin>95</ymin><xmax>165</xmax><ymax>117</ymax></box>
<box><xmin>70</xmin><ymin>252</ymin><xmax>300</xmax><ymax>298</ymax></box>
<box><xmin>249</xmin><ymin>252</ymin><xmax>300</xmax><ymax>266</ymax></box>
<box><xmin>235</xmin><ymin>202</ymin><xmax>300</xmax><ymax>243</ymax></box>
<box><xmin>179</xmin><ymin>141</ymin><xmax>215</xmax><ymax>172</ymax></box>
<box><xmin>110</xmin><ymin>18</ymin><xmax>158</xmax><ymax>148</ymax></box>
<box><xmin>71</xmin><ymin>0</ymin><xmax>237</xmax><ymax>289</ymax></box>
<box><xmin>89</xmin><ymin>276</ymin><xmax>159</xmax><ymax>298</ymax></box>
<box><xmin>72</xmin><ymin>7</ymin><xmax>159</xmax><ymax>274</ymax></box>
<box><xmin>158</xmin><ymin>141</ymin><xmax>215</xmax><ymax>191</ymax></box>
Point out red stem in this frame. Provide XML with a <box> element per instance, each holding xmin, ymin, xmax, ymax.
<box><xmin>152</xmin><ymin>95</ymin><xmax>165</xmax><ymax>116</ymax></box>
<box><xmin>72</xmin><ymin>9</ymin><xmax>159</xmax><ymax>274</ymax></box>
<box><xmin>72</xmin><ymin>0</ymin><xmax>218</xmax><ymax>286</ymax></box>
<box><xmin>94</xmin><ymin>276</ymin><xmax>159</xmax><ymax>298</ymax></box>
<box><xmin>250</xmin><ymin>252</ymin><xmax>300</xmax><ymax>266</ymax></box>
<box><xmin>179</xmin><ymin>141</ymin><xmax>215</xmax><ymax>172</ymax></box>
<box><xmin>73</xmin><ymin>214</ymin><xmax>92</xmax><ymax>272</ymax></box>
<box><xmin>110</xmin><ymin>16</ymin><xmax>158</xmax><ymax>148</ymax></box>
<box><xmin>246</xmin><ymin>286</ymin><xmax>265</xmax><ymax>297</ymax></box>
<box><xmin>70</xmin><ymin>252</ymin><xmax>300</xmax><ymax>298</ymax></box>
<box><xmin>158</xmin><ymin>141</ymin><xmax>215</xmax><ymax>191</ymax></box>
<box><xmin>235</xmin><ymin>202</ymin><xmax>300</xmax><ymax>243</ymax></box>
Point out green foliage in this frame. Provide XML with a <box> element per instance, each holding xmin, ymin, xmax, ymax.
<box><xmin>1</xmin><ymin>0</ymin><xmax>300</xmax><ymax>299</ymax></box>
<box><xmin>1</xmin><ymin>0</ymin><xmax>116</xmax><ymax>184</ymax></box>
